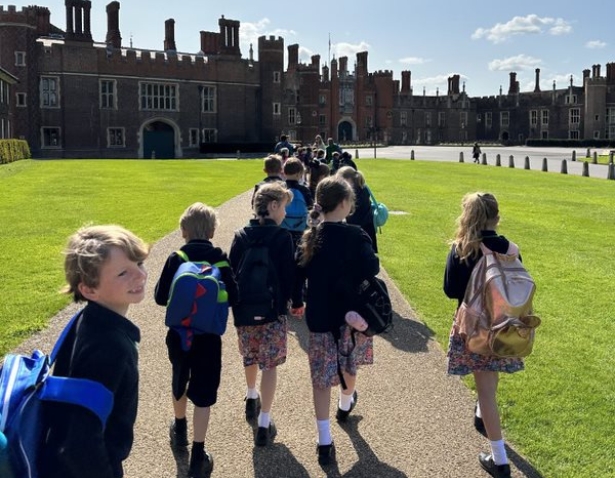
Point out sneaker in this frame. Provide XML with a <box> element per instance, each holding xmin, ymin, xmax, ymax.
<box><xmin>255</xmin><ymin>421</ymin><xmax>277</xmax><ymax>446</ymax></box>
<box><xmin>478</xmin><ymin>452</ymin><xmax>511</xmax><ymax>478</ymax></box>
<box><xmin>188</xmin><ymin>450</ymin><xmax>214</xmax><ymax>478</ymax></box>
<box><xmin>317</xmin><ymin>441</ymin><xmax>336</xmax><ymax>466</ymax></box>
<box><xmin>474</xmin><ymin>403</ymin><xmax>487</xmax><ymax>437</ymax></box>
<box><xmin>335</xmin><ymin>390</ymin><xmax>358</xmax><ymax>423</ymax></box>
<box><xmin>169</xmin><ymin>421</ymin><xmax>188</xmax><ymax>448</ymax></box>
<box><xmin>245</xmin><ymin>396</ymin><xmax>260</xmax><ymax>421</ymax></box>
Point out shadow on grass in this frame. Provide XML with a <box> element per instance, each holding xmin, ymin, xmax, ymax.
<box><xmin>506</xmin><ymin>444</ymin><xmax>544</xmax><ymax>478</ymax></box>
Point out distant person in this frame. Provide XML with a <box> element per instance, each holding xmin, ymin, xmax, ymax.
<box><xmin>308</xmin><ymin>161</ymin><xmax>330</xmax><ymax>198</ymax></box>
<box><xmin>472</xmin><ymin>143</ymin><xmax>481</xmax><ymax>164</ymax></box>
<box><xmin>337</xmin><ymin>166</ymin><xmax>377</xmax><ymax>253</ymax></box>
<box><xmin>251</xmin><ymin>154</ymin><xmax>285</xmax><ymax>206</ymax></box>
<box><xmin>325</xmin><ymin>137</ymin><xmax>341</xmax><ymax>164</ymax></box>
<box><xmin>274</xmin><ymin>134</ymin><xmax>294</xmax><ymax>156</ymax></box>
<box><xmin>293</xmin><ymin>176</ymin><xmax>379</xmax><ymax>466</ymax></box>
<box><xmin>40</xmin><ymin>225</ymin><xmax>149</xmax><ymax>478</ymax></box>
<box><xmin>229</xmin><ymin>182</ymin><xmax>298</xmax><ymax>447</ymax></box>
<box><xmin>443</xmin><ymin>192</ymin><xmax>524</xmax><ymax>478</ymax></box>
<box><xmin>339</xmin><ymin>151</ymin><xmax>358</xmax><ymax>171</ymax></box>
<box><xmin>281</xmin><ymin>158</ymin><xmax>314</xmax><ymax>247</ymax></box>
<box><xmin>313</xmin><ymin>134</ymin><xmax>326</xmax><ymax>152</ymax></box>
<box><xmin>154</xmin><ymin>203</ymin><xmax>238</xmax><ymax>478</ymax></box>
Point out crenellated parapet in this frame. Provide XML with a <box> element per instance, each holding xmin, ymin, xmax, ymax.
<box><xmin>0</xmin><ymin>5</ymin><xmax>51</xmax><ymax>35</ymax></box>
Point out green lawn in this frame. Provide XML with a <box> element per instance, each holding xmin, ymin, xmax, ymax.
<box><xmin>1</xmin><ymin>157</ymin><xmax>613</xmax><ymax>477</ymax></box>
<box><xmin>0</xmin><ymin>159</ymin><xmax>263</xmax><ymax>352</ymax></box>
<box><xmin>358</xmin><ymin>158</ymin><xmax>614</xmax><ymax>478</ymax></box>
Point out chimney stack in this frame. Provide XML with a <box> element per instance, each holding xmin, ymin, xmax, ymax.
<box><xmin>288</xmin><ymin>44</ymin><xmax>299</xmax><ymax>69</ymax></box>
<box><xmin>105</xmin><ymin>1</ymin><xmax>121</xmax><ymax>49</ymax></box>
<box><xmin>534</xmin><ymin>68</ymin><xmax>541</xmax><ymax>92</ymax></box>
<box><xmin>164</xmin><ymin>19</ymin><xmax>176</xmax><ymax>52</ymax></box>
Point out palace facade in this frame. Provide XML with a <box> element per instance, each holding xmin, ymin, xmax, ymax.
<box><xmin>0</xmin><ymin>2</ymin><xmax>614</xmax><ymax>158</ymax></box>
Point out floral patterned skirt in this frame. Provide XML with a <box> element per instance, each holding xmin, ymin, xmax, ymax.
<box><xmin>309</xmin><ymin>325</ymin><xmax>374</xmax><ymax>389</ymax></box>
<box><xmin>237</xmin><ymin>316</ymin><xmax>287</xmax><ymax>370</ymax></box>
<box><xmin>447</xmin><ymin>322</ymin><xmax>524</xmax><ymax>376</ymax></box>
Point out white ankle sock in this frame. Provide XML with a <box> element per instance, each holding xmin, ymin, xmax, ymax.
<box><xmin>258</xmin><ymin>411</ymin><xmax>270</xmax><ymax>428</ymax></box>
<box><xmin>317</xmin><ymin>419</ymin><xmax>332</xmax><ymax>446</ymax></box>
<box><xmin>339</xmin><ymin>391</ymin><xmax>355</xmax><ymax>411</ymax></box>
<box><xmin>246</xmin><ymin>388</ymin><xmax>259</xmax><ymax>400</ymax></box>
<box><xmin>490</xmin><ymin>439</ymin><xmax>508</xmax><ymax>465</ymax></box>
<box><xmin>475</xmin><ymin>401</ymin><xmax>482</xmax><ymax>418</ymax></box>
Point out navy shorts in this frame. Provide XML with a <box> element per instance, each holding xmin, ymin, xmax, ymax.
<box><xmin>166</xmin><ymin>329</ymin><xmax>222</xmax><ymax>408</ymax></box>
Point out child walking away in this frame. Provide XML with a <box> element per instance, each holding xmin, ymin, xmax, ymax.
<box><xmin>281</xmin><ymin>158</ymin><xmax>314</xmax><ymax>246</ymax></box>
<box><xmin>472</xmin><ymin>143</ymin><xmax>481</xmax><ymax>163</ymax></box>
<box><xmin>443</xmin><ymin>192</ymin><xmax>523</xmax><ymax>478</ymax></box>
<box><xmin>251</xmin><ymin>154</ymin><xmax>285</xmax><ymax>206</ymax></box>
<box><xmin>293</xmin><ymin>176</ymin><xmax>379</xmax><ymax>466</ymax></box>
<box><xmin>154</xmin><ymin>203</ymin><xmax>237</xmax><ymax>478</ymax></box>
<box><xmin>337</xmin><ymin>166</ymin><xmax>378</xmax><ymax>253</ymax></box>
<box><xmin>229</xmin><ymin>182</ymin><xmax>298</xmax><ymax>447</ymax></box>
<box><xmin>40</xmin><ymin>225</ymin><xmax>149</xmax><ymax>478</ymax></box>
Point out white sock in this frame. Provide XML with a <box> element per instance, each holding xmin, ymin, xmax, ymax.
<box><xmin>258</xmin><ymin>411</ymin><xmax>270</xmax><ymax>428</ymax></box>
<box><xmin>475</xmin><ymin>401</ymin><xmax>482</xmax><ymax>418</ymax></box>
<box><xmin>246</xmin><ymin>388</ymin><xmax>259</xmax><ymax>400</ymax></box>
<box><xmin>339</xmin><ymin>390</ymin><xmax>355</xmax><ymax>411</ymax></box>
<box><xmin>317</xmin><ymin>419</ymin><xmax>332</xmax><ymax>446</ymax></box>
<box><xmin>490</xmin><ymin>439</ymin><xmax>508</xmax><ymax>465</ymax></box>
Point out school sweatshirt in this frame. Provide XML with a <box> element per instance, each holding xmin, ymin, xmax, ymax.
<box><xmin>40</xmin><ymin>301</ymin><xmax>140</xmax><ymax>478</ymax></box>
<box><xmin>296</xmin><ymin>222</ymin><xmax>380</xmax><ymax>333</ymax></box>
<box><xmin>443</xmin><ymin>231</ymin><xmax>517</xmax><ymax>307</ymax></box>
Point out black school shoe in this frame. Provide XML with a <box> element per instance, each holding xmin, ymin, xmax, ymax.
<box><xmin>479</xmin><ymin>452</ymin><xmax>511</xmax><ymax>478</ymax></box>
<box><xmin>245</xmin><ymin>396</ymin><xmax>261</xmax><ymax>421</ymax></box>
<box><xmin>188</xmin><ymin>450</ymin><xmax>214</xmax><ymax>478</ymax></box>
<box><xmin>474</xmin><ymin>403</ymin><xmax>487</xmax><ymax>437</ymax></box>
<box><xmin>169</xmin><ymin>421</ymin><xmax>188</xmax><ymax>448</ymax></box>
<box><xmin>255</xmin><ymin>421</ymin><xmax>277</xmax><ymax>446</ymax></box>
<box><xmin>317</xmin><ymin>442</ymin><xmax>336</xmax><ymax>466</ymax></box>
<box><xmin>335</xmin><ymin>390</ymin><xmax>358</xmax><ymax>423</ymax></box>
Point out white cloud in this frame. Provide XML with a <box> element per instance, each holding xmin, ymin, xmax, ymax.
<box><xmin>472</xmin><ymin>14</ymin><xmax>572</xmax><ymax>43</ymax></box>
<box><xmin>399</xmin><ymin>56</ymin><xmax>429</xmax><ymax>65</ymax></box>
<box><xmin>489</xmin><ymin>54</ymin><xmax>542</xmax><ymax>71</ymax></box>
<box><xmin>586</xmin><ymin>40</ymin><xmax>607</xmax><ymax>49</ymax></box>
<box><xmin>332</xmin><ymin>41</ymin><xmax>371</xmax><ymax>61</ymax></box>
<box><xmin>240</xmin><ymin>18</ymin><xmax>297</xmax><ymax>54</ymax></box>
<box><xmin>412</xmin><ymin>73</ymin><xmax>468</xmax><ymax>95</ymax></box>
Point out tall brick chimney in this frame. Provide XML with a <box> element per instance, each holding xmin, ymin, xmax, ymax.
<box><xmin>65</xmin><ymin>0</ymin><xmax>92</xmax><ymax>42</ymax></box>
<box><xmin>401</xmin><ymin>71</ymin><xmax>411</xmax><ymax>93</ymax></box>
<box><xmin>218</xmin><ymin>16</ymin><xmax>241</xmax><ymax>56</ymax></box>
<box><xmin>508</xmin><ymin>72</ymin><xmax>519</xmax><ymax>94</ymax></box>
<box><xmin>200</xmin><ymin>31</ymin><xmax>219</xmax><ymax>55</ymax></box>
<box><xmin>288</xmin><ymin>44</ymin><xmax>299</xmax><ymax>70</ymax></box>
<box><xmin>534</xmin><ymin>68</ymin><xmax>541</xmax><ymax>92</ymax></box>
<box><xmin>164</xmin><ymin>19</ymin><xmax>176</xmax><ymax>52</ymax></box>
<box><xmin>311</xmin><ymin>54</ymin><xmax>320</xmax><ymax>71</ymax></box>
<box><xmin>339</xmin><ymin>56</ymin><xmax>348</xmax><ymax>74</ymax></box>
<box><xmin>105</xmin><ymin>1</ymin><xmax>121</xmax><ymax>49</ymax></box>
<box><xmin>356</xmin><ymin>51</ymin><xmax>368</xmax><ymax>76</ymax></box>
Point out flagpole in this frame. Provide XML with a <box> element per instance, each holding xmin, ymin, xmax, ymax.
<box><xmin>328</xmin><ymin>32</ymin><xmax>331</xmax><ymax>66</ymax></box>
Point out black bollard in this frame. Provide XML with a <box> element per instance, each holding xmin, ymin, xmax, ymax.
<box><xmin>481</xmin><ymin>153</ymin><xmax>487</xmax><ymax>165</ymax></box>
<box><xmin>355</xmin><ymin>149</ymin><xmax>359</xmax><ymax>159</ymax></box>
<box><xmin>582</xmin><ymin>161</ymin><xmax>589</xmax><ymax>177</ymax></box>
<box><xmin>459</xmin><ymin>152</ymin><xmax>464</xmax><ymax>163</ymax></box>
<box><xmin>542</xmin><ymin>158</ymin><xmax>548</xmax><ymax>172</ymax></box>
<box><xmin>561</xmin><ymin>159</ymin><xmax>568</xmax><ymax>174</ymax></box>
<box><xmin>593</xmin><ymin>152</ymin><xmax>598</xmax><ymax>164</ymax></box>
<box><xmin>524</xmin><ymin>156</ymin><xmax>530</xmax><ymax>170</ymax></box>
<box><xmin>411</xmin><ymin>149</ymin><xmax>415</xmax><ymax>160</ymax></box>
<box><xmin>572</xmin><ymin>150</ymin><xmax>576</xmax><ymax>162</ymax></box>
<box><xmin>608</xmin><ymin>163</ymin><xmax>615</xmax><ymax>180</ymax></box>
<box><xmin>508</xmin><ymin>155</ymin><xmax>515</xmax><ymax>168</ymax></box>
<box><xmin>496</xmin><ymin>154</ymin><xmax>501</xmax><ymax>167</ymax></box>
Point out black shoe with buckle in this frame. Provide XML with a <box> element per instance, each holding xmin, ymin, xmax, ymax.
<box><xmin>335</xmin><ymin>390</ymin><xmax>358</xmax><ymax>423</ymax></box>
<box><xmin>474</xmin><ymin>403</ymin><xmax>487</xmax><ymax>437</ymax></box>
<box><xmin>479</xmin><ymin>452</ymin><xmax>511</xmax><ymax>478</ymax></box>
<box><xmin>245</xmin><ymin>396</ymin><xmax>260</xmax><ymax>421</ymax></box>
<box><xmin>255</xmin><ymin>421</ymin><xmax>277</xmax><ymax>446</ymax></box>
<box><xmin>317</xmin><ymin>441</ymin><xmax>336</xmax><ymax>466</ymax></box>
<box><xmin>188</xmin><ymin>450</ymin><xmax>214</xmax><ymax>478</ymax></box>
<box><xmin>169</xmin><ymin>421</ymin><xmax>188</xmax><ymax>448</ymax></box>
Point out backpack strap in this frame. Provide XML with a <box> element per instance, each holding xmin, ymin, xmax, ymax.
<box><xmin>49</xmin><ymin>310</ymin><xmax>84</xmax><ymax>365</ymax></box>
<box><xmin>176</xmin><ymin>250</ymin><xmax>189</xmax><ymax>262</ymax></box>
<box><xmin>365</xmin><ymin>186</ymin><xmax>378</xmax><ymax>205</ymax></box>
<box><xmin>176</xmin><ymin>249</ymin><xmax>230</xmax><ymax>269</ymax></box>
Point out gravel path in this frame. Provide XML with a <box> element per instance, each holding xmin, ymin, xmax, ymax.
<box><xmin>16</xmin><ymin>190</ymin><xmax>542</xmax><ymax>478</ymax></box>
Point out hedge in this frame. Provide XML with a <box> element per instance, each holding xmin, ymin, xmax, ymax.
<box><xmin>0</xmin><ymin>139</ymin><xmax>31</xmax><ymax>164</ymax></box>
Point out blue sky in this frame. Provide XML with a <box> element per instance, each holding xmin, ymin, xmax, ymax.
<box><xmin>8</xmin><ymin>0</ymin><xmax>614</xmax><ymax>97</ymax></box>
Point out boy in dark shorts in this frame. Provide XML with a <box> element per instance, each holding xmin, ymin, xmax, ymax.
<box><xmin>155</xmin><ymin>203</ymin><xmax>237</xmax><ymax>478</ymax></box>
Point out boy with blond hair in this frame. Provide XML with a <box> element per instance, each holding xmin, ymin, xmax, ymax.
<box><xmin>155</xmin><ymin>202</ymin><xmax>237</xmax><ymax>478</ymax></box>
<box><xmin>281</xmin><ymin>158</ymin><xmax>313</xmax><ymax>245</ymax></box>
<box><xmin>40</xmin><ymin>225</ymin><xmax>149</xmax><ymax>478</ymax></box>
<box><xmin>251</xmin><ymin>154</ymin><xmax>285</xmax><ymax>206</ymax></box>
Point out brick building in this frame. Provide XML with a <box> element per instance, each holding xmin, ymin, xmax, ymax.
<box><xmin>0</xmin><ymin>2</ymin><xmax>614</xmax><ymax>158</ymax></box>
<box><xmin>0</xmin><ymin>65</ymin><xmax>18</xmax><ymax>139</ymax></box>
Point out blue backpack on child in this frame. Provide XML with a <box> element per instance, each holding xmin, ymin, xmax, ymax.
<box><xmin>0</xmin><ymin>310</ymin><xmax>113</xmax><ymax>478</ymax></box>
<box><xmin>281</xmin><ymin>187</ymin><xmax>308</xmax><ymax>232</ymax></box>
<box><xmin>165</xmin><ymin>250</ymin><xmax>230</xmax><ymax>351</ymax></box>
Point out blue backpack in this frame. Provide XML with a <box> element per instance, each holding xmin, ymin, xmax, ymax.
<box><xmin>281</xmin><ymin>187</ymin><xmax>308</xmax><ymax>232</ymax></box>
<box><xmin>0</xmin><ymin>310</ymin><xmax>113</xmax><ymax>478</ymax></box>
<box><xmin>165</xmin><ymin>250</ymin><xmax>230</xmax><ymax>350</ymax></box>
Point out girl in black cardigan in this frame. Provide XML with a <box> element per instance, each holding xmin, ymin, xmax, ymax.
<box><xmin>443</xmin><ymin>192</ymin><xmax>522</xmax><ymax>478</ymax></box>
<box><xmin>294</xmin><ymin>176</ymin><xmax>379</xmax><ymax>466</ymax></box>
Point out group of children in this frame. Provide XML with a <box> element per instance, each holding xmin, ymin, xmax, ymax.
<box><xmin>39</xmin><ymin>150</ymin><xmax>519</xmax><ymax>478</ymax></box>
